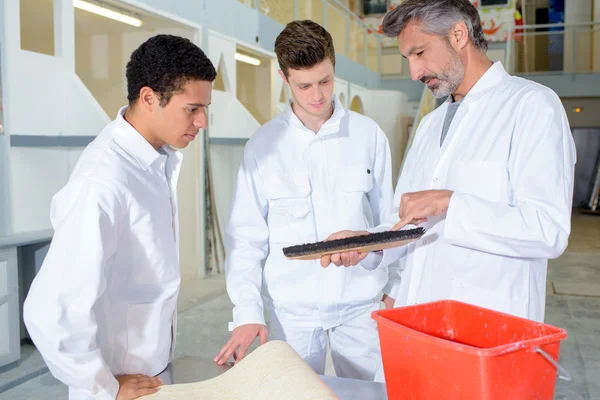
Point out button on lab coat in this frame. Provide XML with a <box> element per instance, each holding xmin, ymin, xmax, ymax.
<box><xmin>370</xmin><ymin>63</ymin><xmax>576</xmax><ymax>322</ymax></box>
<box><xmin>23</xmin><ymin>107</ymin><xmax>182</xmax><ymax>400</ymax></box>
<box><xmin>226</xmin><ymin>95</ymin><xmax>396</xmax><ymax>330</ymax></box>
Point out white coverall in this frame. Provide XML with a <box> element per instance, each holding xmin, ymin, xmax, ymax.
<box><xmin>366</xmin><ymin>62</ymin><xmax>576</xmax><ymax>322</ymax></box>
<box><xmin>23</xmin><ymin>107</ymin><xmax>182</xmax><ymax>400</ymax></box>
<box><xmin>225</xmin><ymin>95</ymin><xmax>396</xmax><ymax>380</ymax></box>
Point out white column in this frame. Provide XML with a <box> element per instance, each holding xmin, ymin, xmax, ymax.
<box><xmin>564</xmin><ymin>0</ymin><xmax>593</xmax><ymax>73</ymax></box>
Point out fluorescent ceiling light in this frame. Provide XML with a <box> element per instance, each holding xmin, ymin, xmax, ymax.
<box><xmin>73</xmin><ymin>0</ymin><xmax>143</xmax><ymax>27</ymax></box>
<box><xmin>235</xmin><ymin>52</ymin><xmax>261</xmax><ymax>66</ymax></box>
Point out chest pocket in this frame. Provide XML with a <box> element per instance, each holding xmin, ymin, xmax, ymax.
<box><xmin>263</xmin><ymin>179</ymin><xmax>314</xmax><ymax>245</ymax></box>
<box><xmin>340</xmin><ymin>165</ymin><xmax>374</xmax><ymax>193</ymax></box>
<box><xmin>446</xmin><ymin>160</ymin><xmax>507</xmax><ymax>203</ymax></box>
<box><xmin>337</xmin><ymin>165</ymin><xmax>375</xmax><ymax>229</ymax></box>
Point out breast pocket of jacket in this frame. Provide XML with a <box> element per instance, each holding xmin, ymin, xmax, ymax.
<box><xmin>446</xmin><ymin>160</ymin><xmax>508</xmax><ymax>203</ymax></box>
<box><xmin>338</xmin><ymin>165</ymin><xmax>374</xmax><ymax>227</ymax></box>
<box><xmin>340</xmin><ymin>165</ymin><xmax>374</xmax><ymax>193</ymax></box>
<box><xmin>263</xmin><ymin>179</ymin><xmax>313</xmax><ymax>245</ymax></box>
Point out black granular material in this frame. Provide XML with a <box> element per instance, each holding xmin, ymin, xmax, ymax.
<box><xmin>283</xmin><ymin>227</ymin><xmax>426</xmax><ymax>258</ymax></box>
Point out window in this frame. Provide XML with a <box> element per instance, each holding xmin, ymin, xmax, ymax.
<box><xmin>363</xmin><ymin>0</ymin><xmax>388</xmax><ymax>15</ymax></box>
<box><xmin>479</xmin><ymin>0</ymin><xmax>511</xmax><ymax>8</ymax></box>
<box><xmin>20</xmin><ymin>0</ymin><xmax>55</xmax><ymax>56</ymax></box>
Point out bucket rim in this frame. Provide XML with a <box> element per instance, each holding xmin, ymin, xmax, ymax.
<box><xmin>371</xmin><ymin>300</ymin><xmax>568</xmax><ymax>356</ymax></box>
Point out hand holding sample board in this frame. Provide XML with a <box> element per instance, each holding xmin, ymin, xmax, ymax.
<box><xmin>283</xmin><ymin>228</ymin><xmax>426</xmax><ymax>260</ymax></box>
<box><xmin>142</xmin><ymin>341</ymin><xmax>339</xmax><ymax>399</ymax></box>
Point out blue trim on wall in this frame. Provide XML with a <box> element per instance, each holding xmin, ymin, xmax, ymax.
<box><xmin>380</xmin><ymin>79</ymin><xmax>425</xmax><ymax>102</ymax></box>
<box><xmin>9</xmin><ymin>135</ymin><xmax>95</xmax><ymax>147</ymax></box>
<box><xmin>336</xmin><ymin>54</ymin><xmax>381</xmax><ymax>89</ymax></box>
<box><xmin>520</xmin><ymin>73</ymin><xmax>600</xmax><ymax>98</ymax></box>
<box><xmin>0</xmin><ymin>229</ymin><xmax>54</xmax><ymax>249</ymax></box>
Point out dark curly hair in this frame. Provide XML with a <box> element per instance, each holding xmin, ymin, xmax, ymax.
<box><xmin>126</xmin><ymin>34</ymin><xmax>216</xmax><ymax>107</ymax></box>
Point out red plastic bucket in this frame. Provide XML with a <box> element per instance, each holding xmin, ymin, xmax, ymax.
<box><xmin>372</xmin><ymin>300</ymin><xmax>569</xmax><ymax>400</ymax></box>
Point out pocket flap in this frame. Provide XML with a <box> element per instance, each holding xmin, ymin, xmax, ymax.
<box><xmin>262</xmin><ymin>178</ymin><xmax>311</xmax><ymax>200</ymax></box>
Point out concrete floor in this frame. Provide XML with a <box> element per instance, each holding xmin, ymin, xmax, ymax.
<box><xmin>1</xmin><ymin>212</ymin><xmax>598</xmax><ymax>399</ymax></box>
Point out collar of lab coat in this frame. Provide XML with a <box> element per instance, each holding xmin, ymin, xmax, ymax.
<box><xmin>455</xmin><ymin>61</ymin><xmax>508</xmax><ymax>105</ymax></box>
<box><xmin>283</xmin><ymin>94</ymin><xmax>346</xmax><ymax>136</ymax></box>
<box><xmin>113</xmin><ymin>106</ymin><xmax>180</xmax><ymax>171</ymax></box>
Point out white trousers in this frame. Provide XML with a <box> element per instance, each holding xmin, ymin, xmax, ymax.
<box><xmin>268</xmin><ymin>304</ymin><xmax>383</xmax><ymax>381</ymax></box>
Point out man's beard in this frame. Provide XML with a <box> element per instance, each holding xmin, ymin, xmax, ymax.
<box><xmin>421</xmin><ymin>49</ymin><xmax>465</xmax><ymax>98</ymax></box>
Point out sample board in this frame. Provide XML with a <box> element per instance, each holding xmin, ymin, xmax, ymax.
<box><xmin>143</xmin><ymin>341</ymin><xmax>338</xmax><ymax>399</ymax></box>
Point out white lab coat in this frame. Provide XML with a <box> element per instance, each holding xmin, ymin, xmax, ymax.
<box><xmin>23</xmin><ymin>107</ymin><xmax>182</xmax><ymax>400</ymax></box>
<box><xmin>369</xmin><ymin>62</ymin><xmax>576</xmax><ymax>322</ymax></box>
<box><xmin>225</xmin><ymin>95</ymin><xmax>394</xmax><ymax>377</ymax></box>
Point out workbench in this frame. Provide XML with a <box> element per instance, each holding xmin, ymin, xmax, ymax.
<box><xmin>160</xmin><ymin>354</ymin><xmax>388</xmax><ymax>399</ymax></box>
<box><xmin>0</xmin><ymin>229</ymin><xmax>53</xmax><ymax>368</ymax></box>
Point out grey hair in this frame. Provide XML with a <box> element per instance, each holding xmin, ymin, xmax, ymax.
<box><xmin>382</xmin><ymin>0</ymin><xmax>488</xmax><ymax>52</ymax></box>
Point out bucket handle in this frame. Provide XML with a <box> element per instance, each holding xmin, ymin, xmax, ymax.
<box><xmin>535</xmin><ymin>347</ymin><xmax>571</xmax><ymax>381</ymax></box>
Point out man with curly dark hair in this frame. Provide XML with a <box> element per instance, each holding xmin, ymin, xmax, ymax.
<box><xmin>23</xmin><ymin>35</ymin><xmax>216</xmax><ymax>400</ymax></box>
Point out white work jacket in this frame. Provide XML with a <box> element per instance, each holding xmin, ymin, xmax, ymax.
<box><xmin>225</xmin><ymin>95</ymin><xmax>396</xmax><ymax>330</ymax></box>
<box><xmin>370</xmin><ymin>62</ymin><xmax>576</xmax><ymax>322</ymax></box>
<box><xmin>23</xmin><ymin>107</ymin><xmax>182</xmax><ymax>400</ymax></box>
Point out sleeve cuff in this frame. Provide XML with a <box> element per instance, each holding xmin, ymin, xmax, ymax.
<box><xmin>359</xmin><ymin>252</ymin><xmax>383</xmax><ymax>271</ymax></box>
<box><xmin>381</xmin><ymin>246</ymin><xmax>405</xmax><ymax>270</ymax></box>
<box><xmin>444</xmin><ymin>191</ymin><xmax>466</xmax><ymax>246</ymax></box>
<box><xmin>383</xmin><ymin>279</ymin><xmax>401</xmax><ymax>300</ymax></box>
<box><xmin>104</xmin><ymin>377</ymin><xmax>120</xmax><ymax>400</ymax></box>
<box><xmin>358</xmin><ymin>244</ymin><xmax>405</xmax><ymax>272</ymax></box>
<box><xmin>85</xmin><ymin>375</ymin><xmax>119</xmax><ymax>400</ymax></box>
<box><xmin>230</xmin><ymin>303</ymin><xmax>266</xmax><ymax>331</ymax></box>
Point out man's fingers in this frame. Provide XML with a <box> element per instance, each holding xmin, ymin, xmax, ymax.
<box><xmin>259</xmin><ymin>327</ymin><xmax>268</xmax><ymax>345</ymax></box>
<box><xmin>341</xmin><ymin>251</ymin><xmax>359</xmax><ymax>267</ymax></box>
<box><xmin>349</xmin><ymin>252</ymin><xmax>358</xmax><ymax>267</ymax></box>
<box><xmin>136</xmin><ymin>387</ymin><xmax>160</xmax><ymax>397</ymax></box>
<box><xmin>392</xmin><ymin>213</ymin><xmax>414</xmax><ymax>231</ymax></box>
<box><xmin>320</xmin><ymin>255</ymin><xmax>331</xmax><ymax>268</ymax></box>
<box><xmin>136</xmin><ymin>377</ymin><xmax>162</xmax><ymax>389</ymax></box>
<box><xmin>214</xmin><ymin>339</ymin><xmax>232</xmax><ymax>362</ymax></box>
<box><xmin>235</xmin><ymin>340</ymin><xmax>253</xmax><ymax>364</ymax></box>
<box><xmin>391</xmin><ymin>220</ymin><xmax>406</xmax><ymax>231</ymax></box>
<box><xmin>393</xmin><ymin>213</ymin><xmax>428</xmax><ymax>231</ymax></box>
<box><xmin>331</xmin><ymin>253</ymin><xmax>342</xmax><ymax>266</ymax></box>
<box><xmin>341</xmin><ymin>252</ymin><xmax>350</xmax><ymax>267</ymax></box>
<box><xmin>218</xmin><ymin>348</ymin><xmax>235</xmax><ymax>365</ymax></box>
<box><xmin>235</xmin><ymin>347</ymin><xmax>248</xmax><ymax>364</ymax></box>
<box><xmin>344</xmin><ymin>251</ymin><xmax>368</xmax><ymax>267</ymax></box>
<box><xmin>217</xmin><ymin>344</ymin><xmax>237</xmax><ymax>365</ymax></box>
<box><xmin>133</xmin><ymin>375</ymin><xmax>157</xmax><ymax>385</ymax></box>
<box><xmin>130</xmin><ymin>374</ymin><xmax>145</xmax><ymax>383</ymax></box>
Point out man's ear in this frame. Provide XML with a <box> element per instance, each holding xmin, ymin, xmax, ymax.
<box><xmin>451</xmin><ymin>20</ymin><xmax>470</xmax><ymax>51</ymax></box>
<box><xmin>139</xmin><ymin>86</ymin><xmax>157</xmax><ymax>111</ymax></box>
<box><xmin>278</xmin><ymin>69</ymin><xmax>289</xmax><ymax>84</ymax></box>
